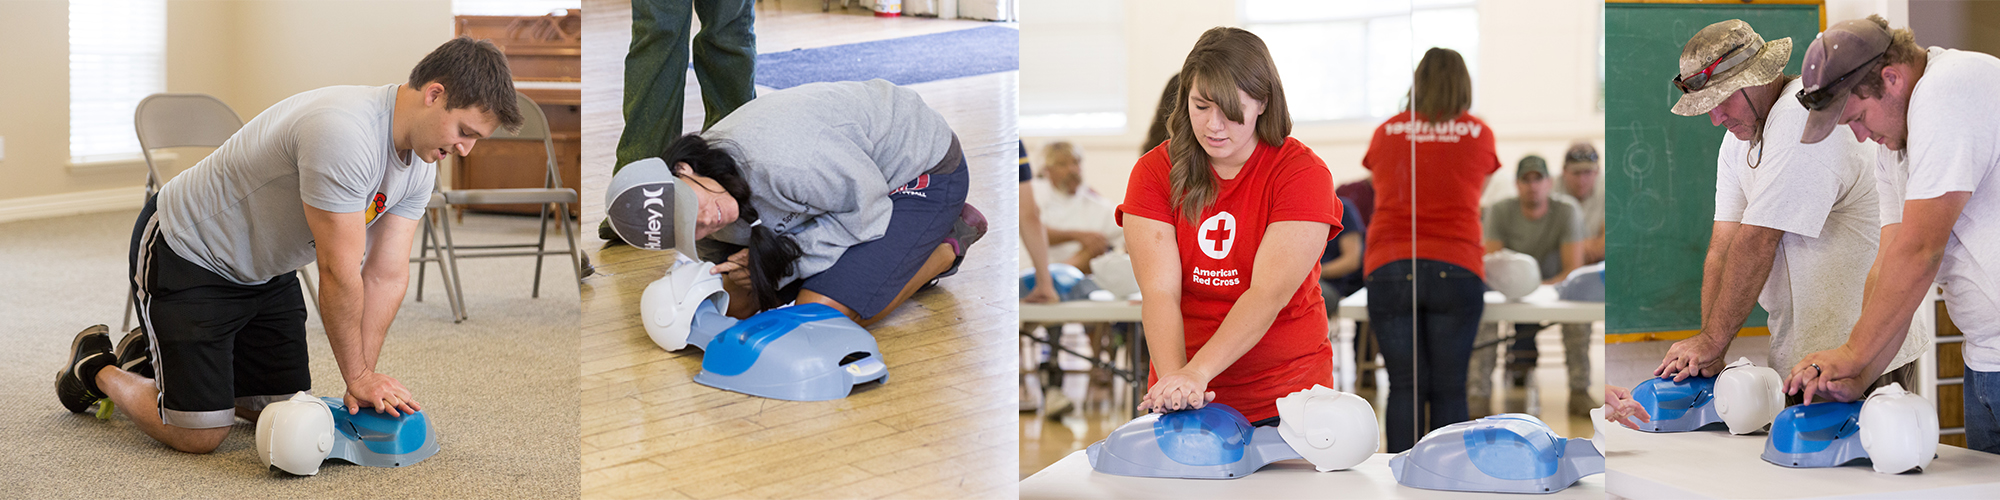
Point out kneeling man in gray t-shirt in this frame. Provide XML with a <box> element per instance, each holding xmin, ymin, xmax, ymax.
<box><xmin>54</xmin><ymin>37</ymin><xmax>523</xmax><ymax>454</ymax></box>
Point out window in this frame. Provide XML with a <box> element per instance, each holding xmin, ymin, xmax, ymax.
<box><xmin>1018</xmin><ymin>0</ymin><xmax>1126</xmax><ymax>135</ymax></box>
<box><xmin>69</xmin><ymin>0</ymin><xmax>165</xmax><ymax>163</ymax></box>
<box><xmin>452</xmin><ymin>0</ymin><xmax>579</xmax><ymax>16</ymax></box>
<box><xmin>1243</xmin><ymin>0</ymin><xmax>1478</xmax><ymax>123</ymax></box>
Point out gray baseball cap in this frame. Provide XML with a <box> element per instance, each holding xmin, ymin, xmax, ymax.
<box><xmin>606</xmin><ymin>157</ymin><xmax>699</xmax><ymax>257</ymax></box>
<box><xmin>1798</xmin><ymin>18</ymin><xmax>1893</xmax><ymax>144</ymax></box>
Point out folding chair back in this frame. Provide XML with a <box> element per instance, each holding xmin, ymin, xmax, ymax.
<box><xmin>134</xmin><ymin>94</ymin><xmax>243</xmax><ymax>193</ymax></box>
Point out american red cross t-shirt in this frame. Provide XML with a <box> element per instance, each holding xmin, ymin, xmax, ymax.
<box><xmin>1116</xmin><ymin>137</ymin><xmax>1343</xmax><ymax>422</ymax></box>
<box><xmin>1362</xmin><ymin>111</ymin><xmax>1500</xmax><ymax>278</ymax></box>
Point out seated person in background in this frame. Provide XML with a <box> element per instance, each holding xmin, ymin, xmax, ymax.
<box><xmin>1556</xmin><ymin>141</ymin><xmax>1606</xmax><ymax>264</ymax></box>
<box><xmin>1335</xmin><ymin>178</ymin><xmax>1375</xmax><ymax>228</ymax></box>
<box><xmin>1318</xmin><ymin>196</ymin><xmax>1366</xmax><ymax>309</ymax></box>
<box><xmin>1029</xmin><ymin>141</ymin><xmax>1122</xmax><ymax>273</ymax></box>
<box><xmin>1469</xmin><ymin>155</ymin><xmax>1593</xmax><ymax>417</ymax></box>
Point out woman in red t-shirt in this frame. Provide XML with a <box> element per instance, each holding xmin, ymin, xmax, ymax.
<box><xmin>1115</xmin><ymin>27</ymin><xmax>1343</xmax><ymax>425</ymax></box>
<box><xmin>1361</xmin><ymin>48</ymin><xmax>1500</xmax><ymax>452</ymax></box>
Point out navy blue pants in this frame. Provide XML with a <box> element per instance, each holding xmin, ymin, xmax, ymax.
<box><xmin>798</xmin><ymin>155</ymin><xmax>969</xmax><ymax>319</ymax></box>
<box><xmin>1968</xmin><ymin>369</ymin><xmax>2000</xmax><ymax>454</ymax></box>
<box><xmin>1367</xmin><ymin>259</ymin><xmax>1485</xmax><ymax>453</ymax></box>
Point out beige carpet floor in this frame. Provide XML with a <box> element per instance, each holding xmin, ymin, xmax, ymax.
<box><xmin>0</xmin><ymin>209</ymin><xmax>579</xmax><ymax>498</ymax></box>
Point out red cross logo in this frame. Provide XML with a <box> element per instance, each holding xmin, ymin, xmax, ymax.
<box><xmin>1205</xmin><ymin>220</ymin><xmax>1231</xmax><ymax>252</ymax></box>
<box><xmin>1198</xmin><ymin>211</ymin><xmax>1236</xmax><ymax>259</ymax></box>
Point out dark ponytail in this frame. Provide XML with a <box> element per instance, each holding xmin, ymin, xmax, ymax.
<box><xmin>662</xmin><ymin>134</ymin><xmax>804</xmax><ymax>311</ymax></box>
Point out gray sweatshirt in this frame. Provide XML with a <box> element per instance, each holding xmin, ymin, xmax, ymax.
<box><xmin>704</xmin><ymin>79</ymin><xmax>956</xmax><ymax>286</ymax></box>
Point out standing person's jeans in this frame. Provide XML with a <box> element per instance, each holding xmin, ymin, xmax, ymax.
<box><xmin>1967</xmin><ymin>369</ymin><xmax>2000</xmax><ymax>454</ymax></box>
<box><xmin>1367</xmin><ymin>259</ymin><xmax>1485</xmax><ymax>453</ymax></box>
<box><xmin>617</xmin><ymin>0</ymin><xmax>758</xmax><ymax>169</ymax></box>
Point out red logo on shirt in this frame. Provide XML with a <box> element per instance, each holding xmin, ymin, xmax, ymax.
<box><xmin>1198</xmin><ymin>211</ymin><xmax>1236</xmax><ymax>259</ymax></box>
<box><xmin>890</xmin><ymin>174</ymin><xmax>931</xmax><ymax>197</ymax></box>
<box><xmin>365</xmin><ymin>192</ymin><xmax>387</xmax><ymax>223</ymax></box>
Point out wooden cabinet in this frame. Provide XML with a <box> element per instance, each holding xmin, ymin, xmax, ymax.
<box><xmin>453</xmin><ymin>9</ymin><xmax>582</xmax><ymax>215</ymax></box>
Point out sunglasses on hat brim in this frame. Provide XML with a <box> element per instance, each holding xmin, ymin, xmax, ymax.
<box><xmin>1797</xmin><ymin>51</ymin><xmax>1886</xmax><ymax>111</ymax></box>
<box><xmin>1673</xmin><ymin>42</ymin><xmax>1754</xmax><ymax>94</ymax></box>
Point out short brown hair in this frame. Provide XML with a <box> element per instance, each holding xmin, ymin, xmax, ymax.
<box><xmin>1042</xmin><ymin>141</ymin><xmax>1082</xmax><ymax>172</ymax></box>
<box><xmin>1167</xmin><ymin>27</ymin><xmax>1291</xmax><ymax>222</ymax></box>
<box><xmin>1848</xmin><ymin>15</ymin><xmax>1925</xmax><ymax>100</ymax></box>
<box><xmin>1408</xmin><ymin>47</ymin><xmax>1473</xmax><ymax>123</ymax></box>
<box><xmin>408</xmin><ymin>37</ymin><xmax>523</xmax><ymax>130</ymax></box>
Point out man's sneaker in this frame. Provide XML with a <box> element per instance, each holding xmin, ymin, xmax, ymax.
<box><xmin>114</xmin><ymin>326</ymin><xmax>152</xmax><ymax>379</ymax></box>
<box><xmin>55</xmin><ymin>325</ymin><xmax>116</xmax><ymax>413</ymax></box>
<box><xmin>937</xmin><ymin>204</ymin><xmax>988</xmax><ymax>280</ymax></box>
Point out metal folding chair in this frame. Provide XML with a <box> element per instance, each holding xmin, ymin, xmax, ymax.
<box><xmin>413</xmin><ymin>92</ymin><xmax>582</xmax><ymax>319</ymax></box>
<box><xmin>412</xmin><ymin>192</ymin><xmax>467</xmax><ymax>322</ymax></box>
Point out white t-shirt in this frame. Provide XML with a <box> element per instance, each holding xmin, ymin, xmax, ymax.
<box><xmin>1020</xmin><ymin>177</ymin><xmax>1121</xmax><ymax>267</ymax></box>
<box><xmin>1878</xmin><ymin>47</ymin><xmax>2000</xmax><ymax>371</ymax></box>
<box><xmin>1714</xmin><ymin>78</ymin><xmax>1928</xmax><ymax>372</ymax></box>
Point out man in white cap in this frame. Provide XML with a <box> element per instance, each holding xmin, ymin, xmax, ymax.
<box><xmin>1786</xmin><ymin>15</ymin><xmax>2000</xmax><ymax>453</ymax></box>
<box><xmin>1653</xmin><ymin>19</ymin><xmax>1927</xmax><ymax>406</ymax></box>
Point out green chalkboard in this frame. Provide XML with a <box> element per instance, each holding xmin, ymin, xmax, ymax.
<box><xmin>1605</xmin><ymin>2</ymin><xmax>1821</xmax><ymax>335</ymax></box>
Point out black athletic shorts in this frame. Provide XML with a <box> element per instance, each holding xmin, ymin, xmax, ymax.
<box><xmin>131</xmin><ymin>195</ymin><xmax>311</xmax><ymax>429</ymax></box>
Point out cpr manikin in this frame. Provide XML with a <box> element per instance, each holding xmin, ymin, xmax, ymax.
<box><xmin>1714</xmin><ymin>357</ymin><xmax>1785</xmax><ymax>435</ymax></box>
<box><xmin>1630</xmin><ymin>374</ymin><xmax>1723</xmax><ymax>432</ymax></box>
<box><xmin>607</xmin><ymin>158</ymin><xmax>889</xmax><ymax>401</ymax></box>
<box><xmin>1857</xmin><ymin>383</ymin><xmax>1939</xmax><ymax>474</ymax></box>
<box><xmin>1484</xmin><ymin>249</ymin><xmax>1540</xmax><ymax>301</ymax></box>
<box><xmin>1086</xmin><ymin>385</ymin><xmax>1376</xmax><ymax>479</ymax></box>
<box><xmin>1390</xmin><ymin>413</ymin><xmax>1604</xmax><ymax>494</ymax></box>
<box><xmin>255</xmin><ymin>391</ymin><xmax>441</xmax><ymax>475</ymax></box>
<box><xmin>1761</xmin><ymin>382</ymin><xmax>1938</xmax><ymax>471</ymax></box>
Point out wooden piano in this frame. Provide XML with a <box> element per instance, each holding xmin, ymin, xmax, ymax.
<box><xmin>453</xmin><ymin>8</ymin><xmax>582</xmax><ymax>215</ymax></box>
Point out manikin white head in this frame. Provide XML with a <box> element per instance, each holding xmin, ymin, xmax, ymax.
<box><xmin>1484</xmin><ymin>249</ymin><xmax>1540</xmax><ymax>301</ymax></box>
<box><xmin>255</xmin><ymin>391</ymin><xmax>336</xmax><ymax>476</ymax></box>
<box><xmin>1274</xmin><ymin>385</ymin><xmax>1377</xmax><ymax>472</ymax></box>
<box><xmin>1714</xmin><ymin>357</ymin><xmax>1785</xmax><ymax>435</ymax></box>
<box><xmin>1857</xmin><ymin>382</ymin><xmax>1939</xmax><ymax>474</ymax></box>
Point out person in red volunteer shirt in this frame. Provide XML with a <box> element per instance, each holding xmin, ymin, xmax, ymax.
<box><xmin>1117</xmin><ymin>27</ymin><xmax>1342</xmax><ymax>425</ymax></box>
<box><xmin>1362</xmin><ymin>47</ymin><xmax>1500</xmax><ymax>452</ymax></box>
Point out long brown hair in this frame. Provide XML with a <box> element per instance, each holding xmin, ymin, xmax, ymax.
<box><xmin>1407</xmin><ymin>47</ymin><xmax>1471</xmax><ymax>124</ymax></box>
<box><xmin>1167</xmin><ymin>27</ymin><xmax>1291</xmax><ymax>222</ymax></box>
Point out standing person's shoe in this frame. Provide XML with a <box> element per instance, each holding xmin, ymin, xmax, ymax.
<box><xmin>1569</xmin><ymin>388</ymin><xmax>1598</xmax><ymax>416</ymax></box>
<box><xmin>114</xmin><ymin>326</ymin><xmax>152</xmax><ymax>379</ymax></box>
<box><xmin>55</xmin><ymin>325</ymin><xmax>117</xmax><ymax>413</ymax></box>
<box><xmin>599</xmin><ymin>220</ymin><xmax>627</xmax><ymax>247</ymax></box>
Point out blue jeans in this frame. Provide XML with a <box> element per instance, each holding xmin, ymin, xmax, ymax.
<box><xmin>1968</xmin><ymin>369</ymin><xmax>2000</xmax><ymax>454</ymax></box>
<box><xmin>1367</xmin><ymin>259</ymin><xmax>1485</xmax><ymax>453</ymax></box>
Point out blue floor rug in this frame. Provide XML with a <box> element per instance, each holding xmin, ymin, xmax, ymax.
<box><xmin>755</xmin><ymin>25</ymin><xmax>1018</xmax><ymax>89</ymax></box>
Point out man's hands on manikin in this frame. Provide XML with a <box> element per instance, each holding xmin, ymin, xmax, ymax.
<box><xmin>1654</xmin><ymin>334</ymin><xmax>1729</xmax><ymax>381</ymax></box>
<box><xmin>345</xmin><ymin>371</ymin><xmax>421</xmax><ymax>417</ymax></box>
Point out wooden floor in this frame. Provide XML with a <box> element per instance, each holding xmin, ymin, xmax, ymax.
<box><xmin>577</xmin><ymin>1</ymin><xmax>1019</xmax><ymax>498</ymax></box>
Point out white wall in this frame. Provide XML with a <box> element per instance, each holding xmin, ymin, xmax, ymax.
<box><xmin>1022</xmin><ymin>0</ymin><xmax>1605</xmax><ymax>207</ymax></box>
<box><xmin>0</xmin><ymin>0</ymin><xmax>452</xmax><ymax>212</ymax></box>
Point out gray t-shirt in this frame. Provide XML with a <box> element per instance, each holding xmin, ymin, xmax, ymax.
<box><xmin>156</xmin><ymin>85</ymin><xmax>435</xmax><ymax>285</ymax></box>
<box><xmin>1556</xmin><ymin>183</ymin><xmax>1604</xmax><ymax>241</ymax></box>
<box><xmin>703</xmin><ymin>79</ymin><xmax>956</xmax><ymax>286</ymax></box>
<box><xmin>1484</xmin><ymin>197</ymin><xmax>1585</xmax><ymax>279</ymax></box>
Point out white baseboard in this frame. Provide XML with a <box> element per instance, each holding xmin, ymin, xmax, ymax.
<box><xmin>0</xmin><ymin>186</ymin><xmax>148</xmax><ymax>224</ymax></box>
